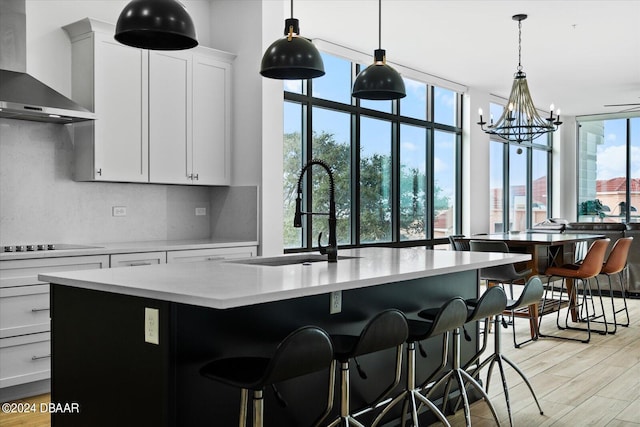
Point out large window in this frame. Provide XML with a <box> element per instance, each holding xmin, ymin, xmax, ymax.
<box><xmin>283</xmin><ymin>52</ymin><xmax>463</xmax><ymax>250</ymax></box>
<box><xmin>577</xmin><ymin>117</ymin><xmax>640</xmax><ymax>223</ymax></box>
<box><xmin>488</xmin><ymin>103</ymin><xmax>552</xmax><ymax>232</ymax></box>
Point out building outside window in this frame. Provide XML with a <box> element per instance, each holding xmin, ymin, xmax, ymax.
<box><xmin>488</xmin><ymin>103</ymin><xmax>552</xmax><ymax>232</ymax></box>
<box><xmin>577</xmin><ymin>117</ymin><xmax>640</xmax><ymax>223</ymax></box>
<box><xmin>283</xmin><ymin>52</ymin><xmax>463</xmax><ymax>251</ymax></box>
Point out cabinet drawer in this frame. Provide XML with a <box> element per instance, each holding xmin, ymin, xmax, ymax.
<box><xmin>0</xmin><ymin>332</ymin><xmax>51</xmax><ymax>388</ymax></box>
<box><xmin>0</xmin><ymin>285</ymin><xmax>50</xmax><ymax>338</ymax></box>
<box><xmin>110</xmin><ymin>252</ymin><xmax>167</xmax><ymax>267</ymax></box>
<box><xmin>0</xmin><ymin>255</ymin><xmax>109</xmax><ymax>288</ymax></box>
<box><xmin>166</xmin><ymin>246</ymin><xmax>256</xmax><ymax>263</ymax></box>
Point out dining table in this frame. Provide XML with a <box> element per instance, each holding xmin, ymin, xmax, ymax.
<box><xmin>465</xmin><ymin>232</ymin><xmax>606</xmax><ymax>335</ymax></box>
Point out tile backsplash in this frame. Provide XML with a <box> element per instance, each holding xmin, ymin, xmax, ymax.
<box><xmin>0</xmin><ymin>119</ymin><xmax>216</xmax><ymax>244</ymax></box>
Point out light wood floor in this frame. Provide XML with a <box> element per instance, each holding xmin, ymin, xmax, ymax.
<box><xmin>2</xmin><ymin>297</ymin><xmax>639</xmax><ymax>427</ymax></box>
<box><xmin>432</xmin><ymin>293</ymin><xmax>640</xmax><ymax>426</ymax></box>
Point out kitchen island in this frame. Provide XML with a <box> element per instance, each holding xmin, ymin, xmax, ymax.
<box><xmin>39</xmin><ymin>247</ymin><xmax>529</xmax><ymax>426</ymax></box>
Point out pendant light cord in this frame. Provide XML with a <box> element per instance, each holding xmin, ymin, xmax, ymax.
<box><xmin>290</xmin><ymin>0</ymin><xmax>294</xmax><ymax>18</ymax></box>
<box><xmin>378</xmin><ymin>0</ymin><xmax>382</xmax><ymax>49</ymax></box>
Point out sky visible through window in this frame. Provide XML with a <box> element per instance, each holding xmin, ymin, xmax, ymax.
<box><xmin>598</xmin><ymin>119</ymin><xmax>640</xmax><ymax>181</ymax></box>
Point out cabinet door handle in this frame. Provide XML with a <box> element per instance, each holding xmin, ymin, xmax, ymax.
<box><xmin>206</xmin><ymin>256</ymin><xmax>224</xmax><ymax>261</ymax></box>
<box><xmin>193</xmin><ymin>173</ymin><xmax>199</xmax><ymax>181</ymax></box>
<box><xmin>32</xmin><ymin>354</ymin><xmax>51</xmax><ymax>361</ymax></box>
<box><xmin>96</xmin><ymin>168</ymin><xmax>102</xmax><ymax>176</ymax></box>
<box><xmin>31</xmin><ymin>307</ymin><xmax>50</xmax><ymax>312</ymax></box>
<box><xmin>129</xmin><ymin>262</ymin><xmax>153</xmax><ymax>266</ymax></box>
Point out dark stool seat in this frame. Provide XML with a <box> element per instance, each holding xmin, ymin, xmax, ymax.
<box><xmin>421</xmin><ymin>288</ymin><xmax>504</xmax><ymax>427</ymax></box>
<box><xmin>327</xmin><ymin>309</ymin><xmax>408</xmax><ymax>427</ymax></box>
<box><xmin>200</xmin><ymin>326</ymin><xmax>334</xmax><ymax>427</ymax></box>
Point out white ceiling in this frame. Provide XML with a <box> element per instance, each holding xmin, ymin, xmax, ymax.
<box><xmin>294</xmin><ymin>0</ymin><xmax>640</xmax><ymax>117</ymax></box>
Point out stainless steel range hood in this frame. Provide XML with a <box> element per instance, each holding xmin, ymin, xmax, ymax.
<box><xmin>0</xmin><ymin>0</ymin><xmax>95</xmax><ymax>123</ymax></box>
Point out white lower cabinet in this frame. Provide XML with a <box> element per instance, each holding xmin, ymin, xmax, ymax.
<box><xmin>0</xmin><ymin>333</ymin><xmax>51</xmax><ymax>389</ymax></box>
<box><xmin>166</xmin><ymin>246</ymin><xmax>256</xmax><ymax>263</ymax></box>
<box><xmin>110</xmin><ymin>252</ymin><xmax>167</xmax><ymax>267</ymax></box>
<box><xmin>0</xmin><ymin>256</ymin><xmax>109</xmax><ymax>394</ymax></box>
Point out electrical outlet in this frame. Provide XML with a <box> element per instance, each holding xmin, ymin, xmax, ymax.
<box><xmin>112</xmin><ymin>206</ymin><xmax>127</xmax><ymax>217</ymax></box>
<box><xmin>144</xmin><ymin>307</ymin><xmax>159</xmax><ymax>345</ymax></box>
<box><xmin>330</xmin><ymin>291</ymin><xmax>342</xmax><ymax>314</ymax></box>
<box><xmin>195</xmin><ymin>207</ymin><xmax>207</xmax><ymax>216</ymax></box>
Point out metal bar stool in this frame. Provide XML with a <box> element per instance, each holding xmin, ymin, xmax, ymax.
<box><xmin>200</xmin><ymin>326</ymin><xmax>335</xmax><ymax>427</ymax></box>
<box><xmin>539</xmin><ymin>238</ymin><xmax>610</xmax><ymax>343</ymax></box>
<box><xmin>371</xmin><ymin>297</ymin><xmax>469</xmax><ymax>427</ymax></box>
<box><xmin>468</xmin><ymin>277</ymin><xmax>545</xmax><ymax>427</ymax></box>
<box><xmin>418</xmin><ymin>298</ymin><xmax>503</xmax><ymax>427</ymax></box>
<box><xmin>438</xmin><ymin>287</ymin><xmax>507</xmax><ymax>427</ymax></box>
<box><xmin>326</xmin><ymin>309</ymin><xmax>408</xmax><ymax>427</ymax></box>
<box><xmin>594</xmin><ymin>237</ymin><xmax>633</xmax><ymax>334</ymax></box>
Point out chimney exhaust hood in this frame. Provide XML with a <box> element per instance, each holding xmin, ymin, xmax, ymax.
<box><xmin>0</xmin><ymin>0</ymin><xmax>95</xmax><ymax>123</ymax></box>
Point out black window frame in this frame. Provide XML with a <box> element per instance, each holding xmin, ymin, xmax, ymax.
<box><xmin>283</xmin><ymin>53</ymin><xmax>464</xmax><ymax>252</ymax></box>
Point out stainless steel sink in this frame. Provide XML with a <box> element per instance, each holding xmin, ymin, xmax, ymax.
<box><xmin>228</xmin><ymin>254</ymin><xmax>360</xmax><ymax>267</ymax></box>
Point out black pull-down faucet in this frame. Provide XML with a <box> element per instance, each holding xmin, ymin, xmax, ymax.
<box><xmin>293</xmin><ymin>159</ymin><xmax>338</xmax><ymax>262</ymax></box>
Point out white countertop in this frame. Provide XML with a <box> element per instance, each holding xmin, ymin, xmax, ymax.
<box><xmin>0</xmin><ymin>238</ymin><xmax>258</xmax><ymax>260</ymax></box>
<box><xmin>39</xmin><ymin>247</ymin><xmax>530</xmax><ymax>309</ymax></box>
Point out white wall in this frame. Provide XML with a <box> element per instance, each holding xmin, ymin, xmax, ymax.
<box><xmin>208</xmin><ymin>0</ymin><xmax>284</xmax><ymax>256</ymax></box>
<box><xmin>554</xmin><ymin>115</ymin><xmax>578</xmax><ymax>220</ymax></box>
<box><xmin>464</xmin><ymin>89</ymin><xmax>492</xmax><ymax>235</ymax></box>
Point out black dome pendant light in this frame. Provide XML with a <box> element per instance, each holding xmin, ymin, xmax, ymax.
<box><xmin>115</xmin><ymin>0</ymin><xmax>198</xmax><ymax>50</ymax></box>
<box><xmin>352</xmin><ymin>0</ymin><xmax>405</xmax><ymax>100</ymax></box>
<box><xmin>260</xmin><ymin>0</ymin><xmax>325</xmax><ymax>80</ymax></box>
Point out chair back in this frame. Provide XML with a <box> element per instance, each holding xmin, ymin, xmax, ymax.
<box><xmin>349</xmin><ymin>309</ymin><xmax>408</xmax><ymax>358</ymax></box>
<box><xmin>470</xmin><ymin>240</ymin><xmax>526</xmax><ymax>282</ymax></box>
<box><xmin>510</xmin><ymin>276</ymin><xmax>544</xmax><ymax>309</ymax></box>
<box><xmin>263</xmin><ymin>326</ymin><xmax>334</xmax><ymax>385</ymax></box>
<box><xmin>576</xmin><ymin>238</ymin><xmax>611</xmax><ymax>278</ymax></box>
<box><xmin>467</xmin><ymin>286</ymin><xmax>507</xmax><ymax>322</ymax></box>
<box><xmin>601</xmin><ymin>237</ymin><xmax>633</xmax><ymax>275</ymax></box>
<box><xmin>449</xmin><ymin>235</ymin><xmax>470</xmax><ymax>251</ymax></box>
<box><xmin>424</xmin><ymin>297</ymin><xmax>468</xmax><ymax>338</ymax></box>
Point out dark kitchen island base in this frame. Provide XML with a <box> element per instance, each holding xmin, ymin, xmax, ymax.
<box><xmin>51</xmin><ymin>271</ymin><xmax>480</xmax><ymax>427</ymax></box>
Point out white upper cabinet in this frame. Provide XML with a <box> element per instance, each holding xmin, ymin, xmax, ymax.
<box><xmin>149</xmin><ymin>50</ymin><xmax>233</xmax><ymax>185</ymax></box>
<box><xmin>192</xmin><ymin>54</ymin><xmax>232</xmax><ymax>185</ymax></box>
<box><xmin>64</xmin><ymin>18</ymin><xmax>234</xmax><ymax>186</ymax></box>
<box><xmin>149</xmin><ymin>50</ymin><xmax>192</xmax><ymax>184</ymax></box>
<box><xmin>64</xmin><ymin>19</ymin><xmax>148</xmax><ymax>183</ymax></box>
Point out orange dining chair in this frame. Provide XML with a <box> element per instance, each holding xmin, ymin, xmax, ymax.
<box><xmin>539</xmin><ymin>238</ymin><xmax>610</xmax><ymax>343</ymax></box>
<box><xmin>594</xmin><ymin>237</ymin><xmax>633</xmax><ymax>334</ymax></box>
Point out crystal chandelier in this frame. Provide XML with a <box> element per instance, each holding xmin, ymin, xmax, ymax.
<box><xmin>478</xmin><ymin>14</ymin><xmax>562</xmax><ymax>143</ymax></box>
